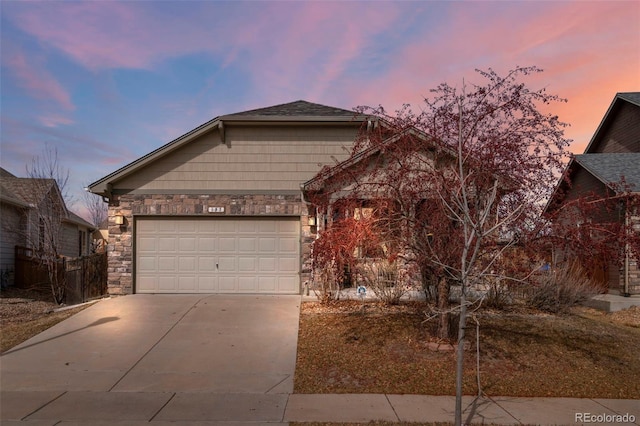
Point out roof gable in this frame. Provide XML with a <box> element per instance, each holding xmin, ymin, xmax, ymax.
<box><xmin>584</xmin><ymin>92</ymin><xmax>640</xmax><ymax>154</ymax></box>
<box><xmin>303</xmin><ymin>126</ymin><xmax>443</xmax><ymax>193</ymax></box>
<box><xmin>89</xmin><ymin>100</ymin><xmax>367</xmax><ymax>196</ymax></box>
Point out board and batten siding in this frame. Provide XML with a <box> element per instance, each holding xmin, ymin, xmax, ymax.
<box><xmin>590</xmin><ymin>102</ymin><xmax>640</xmax><ymax>154</ymax></box>
<box><xmin>114</xmin><ymin>125</ymin><xmax>359</xmax><ymax>193</ymax></box>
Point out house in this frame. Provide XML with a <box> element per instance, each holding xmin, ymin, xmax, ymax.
<box><xmin>546</xmin><ymin>92</ymin><xmax>640</xmax><ymax>295</ymax></box>
<box><xmin>0</xmin><ymin>168</ymin><xmax>95</xmax><ymax>287</ymax></box>
<box><xmin>88</xmin><ymin>100</ymin><xmax>370</xmax><ymax>295</ymax></box>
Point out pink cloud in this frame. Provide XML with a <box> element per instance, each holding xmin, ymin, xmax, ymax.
<box><xmin>6</xmin><ymin>2</ymin><xmax>207</xmax><ymax>70</ymax></box>
<box><xmin>338</xmin><ymin>1</ymin><xmax>639</xmax><ymax>153</ymax></box>
<box><xmin>5</xmin><ymin>47</ymin><xmax>75</xmax><ymax>114</ymax></box>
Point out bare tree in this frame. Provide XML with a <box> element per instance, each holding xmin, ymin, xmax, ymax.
<box><xmin>308</xmin><ymin>66</ymin><xmax>571</xmax><ymax>425</ymax></box>
<box><xmin>82</xmin><ymin>187</ymin><xmax>108</xmax><ymax>228</ymax></box>
<box><xmin>23</xmin><ymin>144</ymin><xmax>74</xmax><ymax>303</ymax></box>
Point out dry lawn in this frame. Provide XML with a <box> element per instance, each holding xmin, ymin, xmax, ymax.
<box><xmin>0</xmin><ymin>286</ymin><xmax>89</xmax><ymax>353</ymax></box>
<box><xmin>294</xmin><ymin>301</ymin><xmax>640</xmax><ymax>398</ymax></box>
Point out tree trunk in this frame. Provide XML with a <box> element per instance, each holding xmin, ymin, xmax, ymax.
<box><xmin>454</xmin><ymin>288</ymin><xmax>468</xmax><ymax>426</ymax></box>
<box><xmin>437</xmin><ymin>276</ymin><xmax>450</xmax><ymax>339</ymax></box>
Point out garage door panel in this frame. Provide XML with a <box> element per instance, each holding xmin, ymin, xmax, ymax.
<box><xmin>259</xmin><ymin>276</ymin><xmax>276</xmax><ymax>292</ymax></box>
<box><xmin>259</xmin><ymin>238</ymin><xmax>276</xmax><ymax>252</ymax></box>
<box><xmin>177</xmin><ymin>221</ymin><xmax>197</xmax><ymax>233</ymax></box>
<box><xmin>238</xmin><ymin>276</ymin><xmax>257</xmax><ymax>291</ymax></box>
<box><xmin>198</xmin><ymin>276</ymin><xmax>217</xmax><ymax>291</ymax></box>
<box><xmin>238</xmin><ymin>257</ymin><xmax>256</xmax><ymax>272</ymax></box>
<box><xmin>138</xmin><ymin>256</ymin><xmax>156</xmax><ymax>272</ymax></box>
<box><xmin>178</xmin><ymin>257</ymin><xmax>196</xmax><ymax>272</ymax></box>
<box><xmin>179</xmin><ymin>276</ymin><xmax>197</xmax><ymax>291</ymax></box>
<box><xmin>158</xmin><ymin>276</ymin><xmax>177</xmax><ymax>291</ymax></box>
<box><xmin>158</xmin><ymin>257</ymin><xmax>176</xmax><ymax>271</ymax></box>
<box><xmin>158</xmin><ymin>238</ymin><xmax>176</xmax><ymax>252</ymax></box>
<box><xmin>178</xmin><ymin>237</ymin><xmax>196</xmax><ymax>251</ymax></box>
<box><xmin>258</xmin><ymin>221</ymin><xmax>277</xmax><ymax>233</ymax></box>
<box><xmin>219</xmin><ymin>237</ymin><xmax>236</xmax><ymax>252</ymax></box>
<box><xmin>218</xmin><ymin>256</ymin><xmax>236</xmax><ymax>272</ymax></box>
<box><xmin>259</xmin><ymin>257</ymin><xmax>276</xmax><ymax>272</ymax></box>
<box><xmin>136</xmin><ymin>217</ymin><xmax>299</xmax><ymax>294</ymax></box>
<box><xmin>238</xmin><ymin>238</ymin><xmax>256</xmax><ymax>252</ymax></box>
<box><xmin>237</xmin><ymin>221</ymin><xmax>258</xmax><ymax>233</ymax></box>
<box><xmin>198</xmin><ymin>257</ymin><xmax>216</xmax><ymax>271</ymax></box>
<box><xmin>219</xmin><ymin>276</ymin><xmax>237</xmax><ymax>291</ymax></box>
<box><xmin>198</xmin><ymin>237</ymin><xmax>216</xmax><ymax>251</ymax></box>
<box><xmin>138</xmin><ymin>237</ymin><xmax>156</xmax><ymax>251</ymax></box>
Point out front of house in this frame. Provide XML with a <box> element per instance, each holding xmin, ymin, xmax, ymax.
<box><xmin>1</xmin><ymin>168</ymin><xmax>95</xmax><ymax>287</ymax></box>
<box><xmin>546</xmin><ymin>92</ymin><xmax>640</xmax><ymax>295</ymax></box>
<box><xmin>89</xmin><ymin>101</ymin><xmax>369</xmax><ymax>295</ymax></box>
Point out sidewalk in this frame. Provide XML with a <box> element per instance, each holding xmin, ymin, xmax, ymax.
<box><xmin>2</xmin><ymin>392</ymin><xmax>637</xmax><ymax>424</ymax></box>
<box><xmin>284</xmin><ymin>394</ymin><xmax>639</xmax><ymax>425</ymax></box>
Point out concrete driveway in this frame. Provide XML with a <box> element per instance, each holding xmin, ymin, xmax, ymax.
<box><xmin>0</xmin><ymin>294</ymin><xmax>300</xmax><ymax>424</ymax></box>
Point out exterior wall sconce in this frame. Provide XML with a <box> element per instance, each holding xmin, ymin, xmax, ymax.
<box><xmin>308</xmin><ymin>216</ymin><xmax>316</xmax><ymax>226</ymax></box>
<box><xmin>114</xmin><ymin>215</ymin><xmax>125</xmax><ymax>225</ymax></box>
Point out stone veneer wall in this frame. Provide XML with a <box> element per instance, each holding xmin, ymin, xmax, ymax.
<box><xmin>626</xmin><ymin>213</ymin><xmax>640</xmax><ymax>295</ymax></box>
<box><xmin>107</xmin><ymin>193</ymin><xmax>314</xmax><ymax>295</ymax></box>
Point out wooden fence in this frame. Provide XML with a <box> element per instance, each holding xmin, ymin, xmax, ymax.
<box><xmin>15</xmin><ymin>246</ymin><xmax>108</xmax><ymax>305</ymax></box>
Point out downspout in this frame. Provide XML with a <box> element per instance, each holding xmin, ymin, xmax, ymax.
<box><xmin>623</xmin><ymin>209</ymin><xmax>630</xmax><ymax>297</ymax></box>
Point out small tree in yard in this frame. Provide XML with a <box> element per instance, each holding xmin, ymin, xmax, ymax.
<box><xmin>24</xmin><ymin>145</ymin><xmax>73</xmax><ymax>304</ymax></box>
<box><xmin>310</xmin><ymin>66</ymin><xmax>572</xmax><ymax>425</ymax></box>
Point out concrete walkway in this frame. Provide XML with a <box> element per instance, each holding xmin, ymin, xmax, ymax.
<box><xmin>1</xmin><ymin>392</ymin><xmax>637</xmax><ymax>425</ymax></box>
<box><xmin>1</xmin><ymin>295</ymin><xmax>638</xmax><ymax>425</ymax></box>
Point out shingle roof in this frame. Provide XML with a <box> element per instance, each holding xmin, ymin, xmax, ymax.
<box><xmin>224</xmin><ymin>100</ymin><xmax>357</xmax><ymax>118</ymax></box>
<box><xmin>0</xmin><ymin>176</ymin><xmax>57</xmax><ymax>206</ymax></box>
<box><xmin>574</xmin><ymin>153</ymin><xmax>640</xmax><ymax>191</ymax></box>
<box><xmin>0</xmin><ymin>168</ymin><xmax>16</xmax><ymax>178</ymax></box>
<box><xmin>65</xmin><ymin>211</ymin><xmax>95</xmax><ymax>229</ymax></box>
<box><xmin>617</xmin><ymin>92</ymin><xmax>640</xmax><ymax>107</ymax></box>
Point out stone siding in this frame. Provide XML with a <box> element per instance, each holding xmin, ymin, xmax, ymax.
<box><xmin>107</xmin><ymin>193</ymin><xmax>313</xmax><ymax>295</ymax></box>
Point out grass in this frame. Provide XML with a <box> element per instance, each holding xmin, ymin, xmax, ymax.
<box><xmin>1</xmin><ymin>307</ymin><xmax>87</xmax><ymax>353</ymax></box>
<box><xmin>294</xmin><ymin>301</ymin><xmax>640</xmax><ymax>398</ymax></box>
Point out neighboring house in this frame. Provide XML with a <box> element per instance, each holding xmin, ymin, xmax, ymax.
<box><xmin>88</xmin><ymin>100</ymin><xmax>370</xmax><ymax>295</ymax></box>
<box><xmin>0</xmin><ymin>168</ymin><xmax>94</xmax><ymax>286</ymax></box>
<box><xmin>546</xmin><ymin>92</ymin><xmax>640</xmax><ymax>295</ymax></box>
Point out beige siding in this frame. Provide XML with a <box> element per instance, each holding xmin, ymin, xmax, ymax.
<box><xmin>1</xmin><ymin>205</ymin><xmax>23</xmax><ymax>278</ymax></box>
<box><xmin>114</xmin><ymin>125</ymin><xmax>358</xmax><ymax>192</ymax></box>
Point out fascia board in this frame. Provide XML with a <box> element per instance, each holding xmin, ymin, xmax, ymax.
<box><xmin>0</xmin><ymin>193</ymin><xmax>30</xmax><ymax>208</ymax></box>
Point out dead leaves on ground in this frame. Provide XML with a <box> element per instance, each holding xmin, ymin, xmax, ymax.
<box><xmin>294</xmin><ymin>301</ymin><xmax>640</xmax><ymax>398</ymax></box>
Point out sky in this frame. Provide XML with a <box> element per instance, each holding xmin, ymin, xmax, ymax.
<box><xmin>1</xmin><ymin>1</ymin><xmax>639</xmax><ymax>220</ymax></box>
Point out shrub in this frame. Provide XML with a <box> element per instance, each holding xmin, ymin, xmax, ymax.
<box><xmin>526</xmin><ymin>262</ymin><xmax>600</xmax><ymax>313</ymax></box>
<box><xmin>358</xmin><ymin>259</ymin><xmax>406</xmax><ymax>305</ymax></box>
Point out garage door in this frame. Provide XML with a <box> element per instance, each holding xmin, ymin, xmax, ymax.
<box><xmin>135</xmin><ymin>217</ymin><xmax>300</xmax><ymax>294</ymax></box>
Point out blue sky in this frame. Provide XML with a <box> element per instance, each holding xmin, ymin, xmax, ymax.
<box><xmin>1</xmin><ymin>1</ymin><xmax>639</xmax><ymax>219</ymax></box>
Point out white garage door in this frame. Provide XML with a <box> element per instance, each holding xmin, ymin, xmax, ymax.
<box><xmin>135</xmin><ymin>217</ymin><xmax>300</xmax><ymax>294</ymax></box>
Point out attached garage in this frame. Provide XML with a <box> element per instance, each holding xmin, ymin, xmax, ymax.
<box><xmin>88</xmin><ymin>100</ymin><xmax>366</xmax><ymax>295</ymax></box>
<box><xmin>136</xmin><ymin>217</ymin><xmax>300</xmax><ymax>294</ymax></box>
